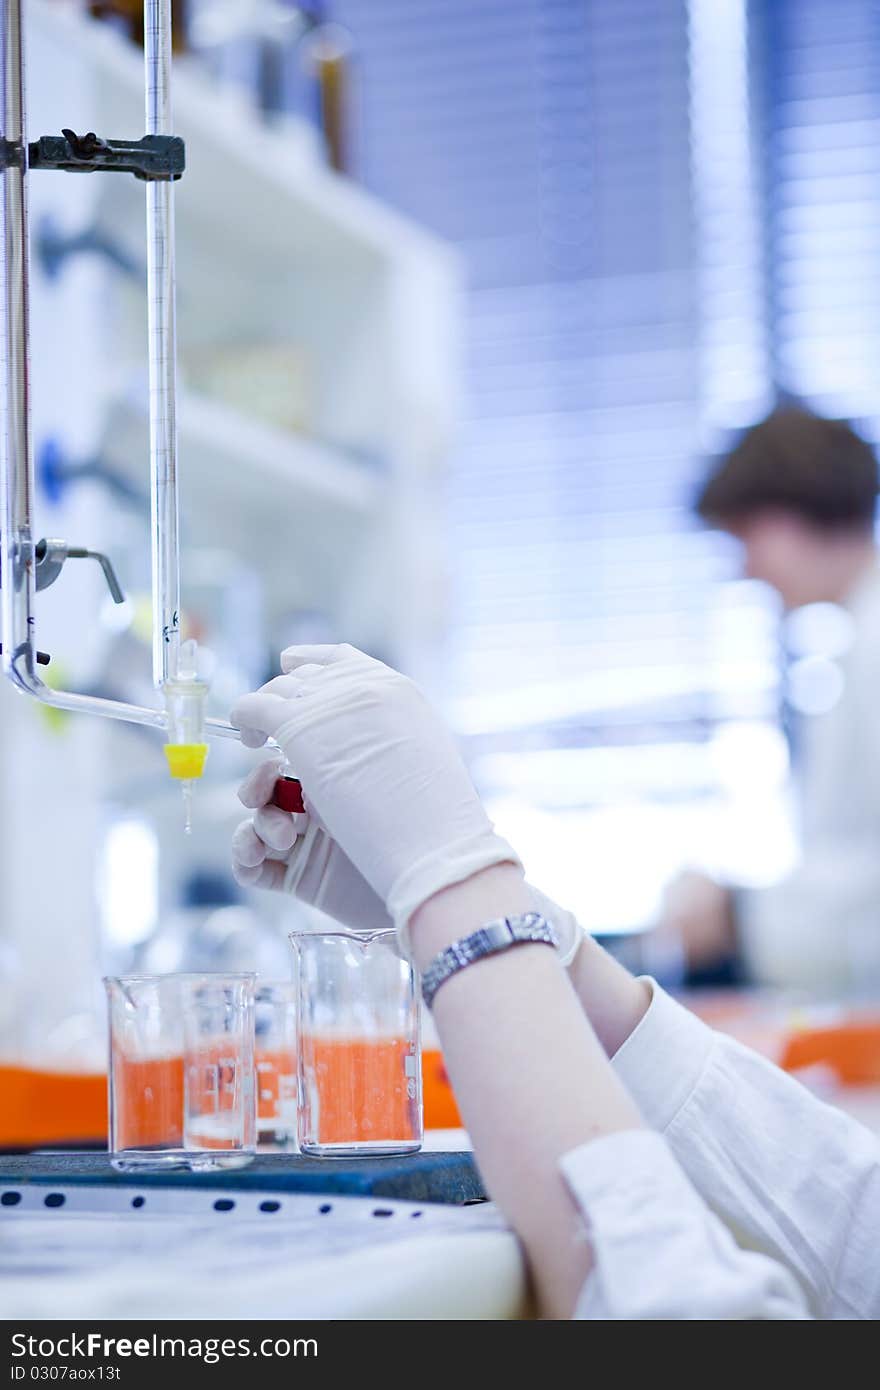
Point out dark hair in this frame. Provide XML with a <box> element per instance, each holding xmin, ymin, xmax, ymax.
<box><xmin>695</xmin><ymin>406</ymin><xmax>879</xmax><ymax>531</ymax></box>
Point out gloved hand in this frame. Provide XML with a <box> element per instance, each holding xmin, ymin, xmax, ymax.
<box><xmin>230</xmin><ymin>643</ymin><xmax>522</xmax><ymax>934</ymax></box>
<box><xmin>231</xmin><ymin>754</ymin><xmax>392</xmax><ymax>932</ymax></box>
<box><xmin>527</xmin><ymin>884</ymin><xmax>585</xmax><ymax>968</ymax></box>
<box><xmin>232</xmin><ymin>752</ymin><xmax>585</xmax><ymax>961</ymax></box>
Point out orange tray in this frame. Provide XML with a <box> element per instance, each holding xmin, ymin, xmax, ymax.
<box><xmin>0</xmin><ymin>1066</ymin><xmax>107</xmax><ymax>1148</ymax></box>
<box><xmin>780</xmin><ymin>1021</ymin><xmax>880</xmax><ymax>1085</ymax></box>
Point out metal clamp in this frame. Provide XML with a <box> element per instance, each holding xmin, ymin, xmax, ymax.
<box><xmin>22</xmin><ymin>130</ymin><xmax>185</xmax><ymax>181</ymax></box>
<box><xmin>0</xmin><ymin>643</ymin><xmax>49</xmax><ymax>666</ymax></box>
<box><xmin>34</xmin><ymin>539</ymin><xmax>125</xmax><ymax>603</ymax></box>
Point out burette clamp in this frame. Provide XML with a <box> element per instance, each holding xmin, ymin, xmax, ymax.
<box><xmin>0</xmin><ymin>534</ymin><xmax>125</xmax><ymax>601</ymax></box>
<box><xmin>22</xmin><ymin>131</ymin><xmax>185</xmax><ymax>181</ymax></box>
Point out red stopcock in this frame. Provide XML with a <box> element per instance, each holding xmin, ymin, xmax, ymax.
<box><xmin>272</xmin><ymin>774</ymin><xmax>305</xmax><ymax>814</ymax></box>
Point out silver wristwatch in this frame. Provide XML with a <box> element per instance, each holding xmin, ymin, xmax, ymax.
<box><xmin>420</xmin><ymin>911</ymin><xmax>558</xmax><ymax>1009</ymax></box>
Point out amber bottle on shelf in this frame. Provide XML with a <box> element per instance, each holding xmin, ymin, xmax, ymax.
<box><xmin>88</xmin><ymin>0</ymin><xmax>189</xmax><ymax>52</ymax></box>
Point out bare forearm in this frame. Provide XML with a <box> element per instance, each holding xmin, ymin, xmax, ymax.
<box><xmin>527</xmin><ymin>883</ymin><xmax>652</xmax><ymax>1055</ymax></box>
<box><xmin>410</xmin><ymin>864</ymin><xmax>643</xmax><ymax>1319</ymax></box>
<box><xmin>565</xmin><ymin>932</ymin><xmax>651</xmax><ymax>1056</ymax></box>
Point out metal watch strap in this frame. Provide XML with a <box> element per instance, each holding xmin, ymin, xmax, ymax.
<box><xmin>420</xmin><ymin>911</ymin><xmax>558</xmax><ymax>1009</ymax></box>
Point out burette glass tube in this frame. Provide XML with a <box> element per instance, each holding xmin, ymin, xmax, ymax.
<box><xmin>145</xmin><ymin>0</ymin><xmax>180</xmax><ymax>688</ymax></box>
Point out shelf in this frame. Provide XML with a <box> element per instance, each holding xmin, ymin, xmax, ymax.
<box><xmin>177</xmin><ymin>392</ymin><xmax>381</xmax><ymax>516</ymax></box>
<box><xmin>102</xmin><ymin>389</ymin><xmax>385</xmax><ymax>604</ymax></box>
<box><xmin>30</xmin><ymin>1</ymin><xmax>456</xmax><ymax>277</ymax></box>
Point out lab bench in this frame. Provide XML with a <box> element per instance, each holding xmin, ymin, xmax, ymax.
<box><xmin>5</xmin><ymin>998</ymin><xmax>879</xmax><ymax>1321</ymax></box>
<box><xmin>0</xmin><ymin>1139</ymin><xmax>528</xmax><ymax>1321</ymax></box>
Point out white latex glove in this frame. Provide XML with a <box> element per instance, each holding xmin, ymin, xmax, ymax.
<box><xmin>527</xmin><ymin>884</ymin><xmax>586</xmax><ymax>968</ymax></box>
<box><xmin>231</xmin><ymin>754</ymin><xmax>392</xmax><ymax>932</ymax></box>
<box><xmin>232</xmin><ymin>755</ymin><xmax>584</xmax><ymax>962</ymax></box>
<box><xmin>230</xmin><ymin>644</ymin><xmax>521</xmax><ymax>934</ymax></box>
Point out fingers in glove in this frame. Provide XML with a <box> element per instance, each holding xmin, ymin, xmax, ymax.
<box><xmin>238</xmin><ymin>724</ymin><xmax>270</xmax><ymax>750</ymax></box>
<box><xmin>254</xmin><ymin>803</ymin><xmax>304</xmax><ymax>853</ymax></box>
<box><xmin>274</xmin><ymin>662</ymin><xmax>324</xmax><ymax>684</ymax></box>
<box><xmin>231</xmin><ymin>818</ymin><xmax>268</xmax><ymax>870</ymax></box>
<box><xmin>279</xmin><ymin>642</ymin><xmax>368</xmax><ymax>673</ymax></box>
<box><xmin>230</xmin><ymin>691</ymin><xmax>292</xmax><ymax>740</ymax></box>
<box><xmin>238</xmin><ymin>755</ymin><xmax>284</xmax><ymax>809</ymax></box>
<box><xmin>230</xmin><ymin>673</ymin><xmax>311</xmax><ymax>740</ymax></box>
<box><xmin>254</xmin><ymin>673</ymin><xmax>309</xmax><ymax>699</ymax></box>
<box><xmin>232</xmin><ymin>857</ymin><xmax>287</xmax><ymax>891</ymax></box>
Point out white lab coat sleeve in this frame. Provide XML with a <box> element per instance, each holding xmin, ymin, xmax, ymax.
<box><xmin>559</xmin><ymin>1131</ymin><xmax>809</xmax><ymax>1319</ymax></box>
<box><xmin>610</xmin><ymin>982</ymin><xmax>880</xmax><ymax>1319</ymax></box>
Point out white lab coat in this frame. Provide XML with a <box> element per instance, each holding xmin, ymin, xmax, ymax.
<box><xmin>560</xmin><ymin>982</ymin><xmax>880</xmax><ymax>1318</ymax></box>
<box><xmin>739</xmin><ymin>563</ymin><xmax>880</xmax><ymax>992</ymax></box>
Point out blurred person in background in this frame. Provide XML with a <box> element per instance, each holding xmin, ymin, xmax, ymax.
<box><xmin>663</xmin><ymin>405</ymin><xmax>880</xmax><ymax>993</ymax></box>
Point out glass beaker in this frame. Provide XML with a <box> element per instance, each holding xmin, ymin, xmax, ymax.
<box><xmin>290</xmin><ymin>928</ymin><xmax>422</xmax><ymax>1158</ymax></box>
<box><xmin>182</xmin><ymin>974</ymin><xmax>257</xmax><ymax>1163</ymax></box>
<box><xmin>255</xmin><ymin>980</ymin><xmax>297</xmax><ymax>1148</ymax></box>
<box><xmin>104</xmin><ymin>973</ymin><xmax>256</xmax><ymax>1172</ymax></box>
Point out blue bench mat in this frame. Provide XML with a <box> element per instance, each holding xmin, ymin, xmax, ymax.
<box><xmin>0</xmin><ymin>1150</ymin><xmax>485</xmax><ymax>1205</ymax></box>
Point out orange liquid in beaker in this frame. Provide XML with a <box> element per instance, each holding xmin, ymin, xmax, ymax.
<box><xmin>115</xmin><ymin>1043</ymin><xmax>246</xmax><ymax>1151</ymax></box>
<box><xmin>303</xmin><ymin>1035</ymin><xmax>416</xmax><ymax>1144</ymax></box>
<box><xmin>113</xmin><ymin>1053</ymin><xmax>184</xmax><ymax>1150</ymax></box>
<box><xmin>112</xmin><ymin>1040</ymin><xmax>452</xmax><ymax>1150</ymax></box>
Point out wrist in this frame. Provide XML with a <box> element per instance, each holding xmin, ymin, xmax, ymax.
<box><xmin>408</xmin><ymin>863</ymin><xmax>531</xmax><ymax>971</ymax></box>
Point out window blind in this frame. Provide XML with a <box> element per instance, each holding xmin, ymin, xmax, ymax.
<box><xmin>336</xmin><ymin>0</ymin><xmax>778</xmax><ymax>748</ymax></box>
<box><xmin>754</xmin><ymin>0</ymin><xmax>880</xmax><ymax>439</ymax></box>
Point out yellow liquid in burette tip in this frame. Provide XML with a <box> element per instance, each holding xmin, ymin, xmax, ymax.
<box><xmin>164</xmin><ymin>743</ymin><xmax>209</xmax><ymax>836</ymax></box>
<box><xmin>163</xmin><ymin>742</ymin><xmax>209</xmax><ymax>781</ymax></box>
